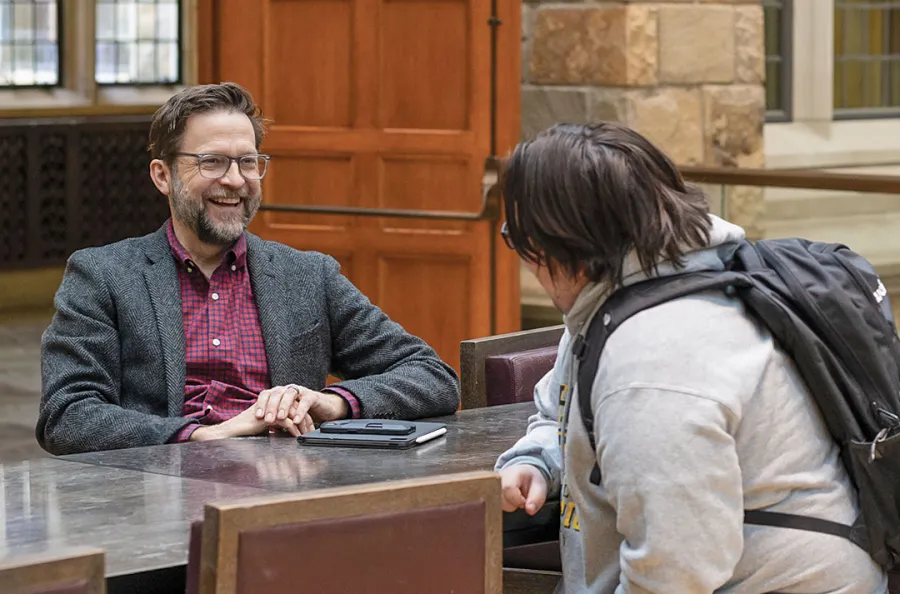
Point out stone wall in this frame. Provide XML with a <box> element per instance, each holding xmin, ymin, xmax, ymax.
<box><xmin>520</xmin><ymin>0</ymin><xmax>766</xmax><ymax>238</ymax></box>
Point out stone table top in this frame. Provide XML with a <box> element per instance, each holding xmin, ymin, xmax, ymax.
<box><xmin>2</xmin><ymin>403</ymin><xmax>536</xmax><ymax>587</ymax></box>
<box><xmin>0</xmin><ymin>456</ymin><xmax>271</xmax><ymax>580</ymax></box>
<box><xmin>61</xmin><ymin>403</ymin><xmax>535</xmax><ymax>494</ymax></box>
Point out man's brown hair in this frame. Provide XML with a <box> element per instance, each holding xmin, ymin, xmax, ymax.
<box><xmin>501</xmin><ymin>122</ymin><xmax>711</xmax><ymax>287</ymax></box>
<box><xmin>148</xmin><ymin>82</ymin><xmax>268</xmax><ymax>163</ymax></box>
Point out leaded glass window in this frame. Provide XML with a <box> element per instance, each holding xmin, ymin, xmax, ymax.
<box><xmin>95</xmin><ymin>0</ymin><xmax>180</xmax><ymax>85</ymax></box>
<box><xmin>0</xmin><ymin>0</ymin><xmax>60</xmax><ymax>88</ymax></box>
<box><xmin>834</xmin><ymin>0</ymin><xmax>900</xmax><ymax>117</ymax></box>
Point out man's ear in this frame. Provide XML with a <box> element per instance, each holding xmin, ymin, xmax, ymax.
<box><xmin>149</xmin><ymin>159</ymin><xmax>171</xmax><ymax>196</ymax></box>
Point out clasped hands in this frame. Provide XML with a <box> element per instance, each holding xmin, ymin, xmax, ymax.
<box><xmin>191</xmin><ymin>384</ymin><xmax>350</xmax><ymax>441</ymax></box>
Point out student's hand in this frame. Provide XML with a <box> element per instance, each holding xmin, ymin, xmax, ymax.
<box><xmin>500</xmin><ymin>464</ymin><xmax>549</xmax><ymax>516</ymax></box>
<box><xmin>256</xmin><ymin>384</ymin><xmax>349</xmax><ymax>432</ymax></box>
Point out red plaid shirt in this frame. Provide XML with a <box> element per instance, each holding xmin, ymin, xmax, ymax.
<box><xmin>166</xmin><ymin>222</ymin><xmax>359</xmax><ymax>442</ymax></box>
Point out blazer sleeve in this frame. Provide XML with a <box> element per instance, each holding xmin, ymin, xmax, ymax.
<box><xmin>321</xmin><ymin>256</ymin><xmax>460</xmax><ymax>419</ymax></box>
<box><xmin>37</xmin><ymin>250</ymin><xmax>193</xmax><ymax>455</ymax></box>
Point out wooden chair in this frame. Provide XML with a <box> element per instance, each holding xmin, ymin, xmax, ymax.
<box><xmin>196</xmin><ymin>471</ymin><xmax>502</xmax><ymax>594</ymax></box>
<box><xmin>460</xmin><ymin>325</ymin><xmax>564</xmax><ymax>410</ymax></box>
<box><xmin>0</xmin><ymin>547</ymin><xmax>105</xmax><ymax>594</ymax></box>
<box><xmin>460</xmin><ymin>327</ymin><xmax>564</xmax><ymax>589</ymax></box>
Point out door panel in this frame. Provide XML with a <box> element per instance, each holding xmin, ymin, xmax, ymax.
<box><xmin>379</xmin><ymin>0</ymin><xmax>471</xmax><ymax>130</ymax></box>
<box><xmin>200</xmin><ymin>0</ymin><xmax>521</xmax><ymax>374</ymax></box>
<box><xmin>268</xmin><ymin>1</ymin><xmax>353</xmax><ymax>128</ymax></box>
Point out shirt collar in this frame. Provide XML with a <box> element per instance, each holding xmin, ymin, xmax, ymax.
<box><xmin>165</xmin><ymin>219</ymin><xmax>247</xmax><ymax>272</ymax></box>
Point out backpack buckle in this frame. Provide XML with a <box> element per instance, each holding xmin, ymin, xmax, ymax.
<box><xmin>870</xmin><ymin>427</ymin><xmax>890</xmax><ymax>462</ymax></box>
<box><xmin>572</xmin><ymin>335</ymin><xmax>586</xmax><ymax>359</ymax></box>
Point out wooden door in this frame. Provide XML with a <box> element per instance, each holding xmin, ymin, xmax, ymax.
<box><xmin>198</xmin><ymin>0</ymin><xmax>521</xmax><ymax>373</ymax></box>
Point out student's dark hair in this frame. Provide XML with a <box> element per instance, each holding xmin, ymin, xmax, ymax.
<box><xmin>148</xmin><ymin>82</ymin><xmax>268</xmax><ymax>164</ymax></box>
<box><xmin>501</xmin><ymin>122</ymin><xmax>711</xmax><ymax>287</ymax></box>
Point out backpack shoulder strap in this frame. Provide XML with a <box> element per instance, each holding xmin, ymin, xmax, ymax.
<box><xmin>573</xmin><ymin>270</ymin><xmax>748</xmax><ymax>485</ymax></box>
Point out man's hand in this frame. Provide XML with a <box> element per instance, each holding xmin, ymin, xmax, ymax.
<box><xmin>500</xmin><ymin>464</ymin><xmax>549</xmax><ymax>516</ymax></box>
<box><xmin>190</xmin><ymin>404</ymin><xmax>268</xmax><ymax>441</ymax></box>
<box><xmin>191</xmin><ymin>390</ymin><xmax>313</xmax><ymax>441</ymax></box>
<box><xmin>256</xmin><ymin>384</ymin><xmax>350</xmax><ymax>432</ymax></box>
<box><xmin>190</xmin><ymin>385</ymin><xmax>349</xmax><ymax>442</ymax></box>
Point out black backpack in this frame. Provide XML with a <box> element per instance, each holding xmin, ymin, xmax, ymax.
<box><xmin>573</xmin><ymin>238</ymin><xmax>900</xmax><ymax>570</ymax></box>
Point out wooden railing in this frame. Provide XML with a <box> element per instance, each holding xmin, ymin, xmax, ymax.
<box><xmin>679</xmin><ymin>165</ymin><xmax>900</xmax><ymax>194</ymax></box>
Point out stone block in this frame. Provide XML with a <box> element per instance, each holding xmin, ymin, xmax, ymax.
<box><xmin>735</xmin><ymin>5</ymin><xmax>764</xmax><ymax>84</ymax></box>
<box><xmin>725</xmin><ymin>185</ymin><xmax>766</xmax><ymax>240</ymax></box>
<box><xmin>629</xmin><ymin>88</ymin><xmax>705</xmax><ymax>165</ymax></box>
<box><xmin>521</xmin><ymin>87</ymin><xmax>590</xmax><ymax>140</ymax></box>
<box><xmin>522</xmin><ymin>4</ymin><xmax>535</xmax><ymax>83</ymax></box>
<box><xmin>588</xmin><ymin>88</ymin><xmax>633</xmax><ymax>124</ymax></box>
<box><xmin>529</xmin><ymin>7</ymin><xmax>628</xmax><ymax>85</ymax></box>
<box><xmin>703</xmin><ymin>84</ymin><xmax>765</xmax><ymax>167</ymax></box>
<box><xmin>522</xmin><ymin>3</ymin><xmax>534</xmax><ymax>41</ymax></box>
<box><xmin>659</xmin><ymin>6</ymin><xmax>735</xmax><ymax>83</ymax></box>
<box><xmin>523</xmin><ymin>0</ymin><xmax>581</xmax><ymax>4</ymax></box>
<box><xmin>626</xmin><ymin>4</ymin><xmax>658</xmax><ymax>86</ymax></box>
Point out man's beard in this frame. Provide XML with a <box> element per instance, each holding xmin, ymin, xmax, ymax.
<box><xmin>170</xmin><ymin>176</ymin><xmax>261</xmax><ymax>246</ymax></box>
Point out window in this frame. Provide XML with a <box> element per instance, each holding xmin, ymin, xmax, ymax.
<box><xmin>834</xmin><ymin>0</ymin><xmax>900</xmax><ymax>117</ymax></box>
<box><xmin>0</xmin><ymin>0</ymin><xmax>61</xmax><ymax>88</ymax></box>
<box><xmin>0</xmin><ymin>0</ymin><xmax>192</xmax><ymax>115</ymax></box>
<box><xmin>95</xmin><ymin>0</ymin><xmax>181</xmax><ymax>85</ymax></box>
<box><xmin>764</xmin><ymin>0</ymin><xmax>793</xmax><ymax>121</ymax></box>
<box><xmin>765</xmin><ymin>1</ymin><xmax>900</xmax><ymax>170</ymax></box>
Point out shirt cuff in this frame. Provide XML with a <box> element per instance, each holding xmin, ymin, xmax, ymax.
<box><xmin>169</xmin><ymin>422</ymin><xmax>201</xmax><ymax>443</ymax></box>
<box><xmin>322</xmin><ymin>386</ymin><xmax>361</xmax><ymax>419</ymax></box>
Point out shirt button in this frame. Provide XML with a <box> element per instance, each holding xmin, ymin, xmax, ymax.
<box><xmin>187</xmin><ymin>267</ymin><xmax>193</xmax><ymax>273</ymax></box>
<box><xmin>211</xmin><ymin>292</ymin><xmax>219</xmax><ymax>301</ymax></box>
<box><xmin>212</xmin><ymin>338</ymin><xmax>221</xmax><ymax>347</ymax></box>
<box><xmin>231</xmin><ymin>265</ymin><xmax>237</xmax><ymax>272</ymax></box>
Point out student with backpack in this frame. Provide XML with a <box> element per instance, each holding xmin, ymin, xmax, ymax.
<box><xmin>495</xmin><ymin>122</ymin><xmax>890</xmax><ymax>592</ymax></box>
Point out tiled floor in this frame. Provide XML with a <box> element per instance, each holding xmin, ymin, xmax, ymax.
<box><xmin>0</xmin><ymin>318</ymin><xmax>51</xmax><ymax>463</ymax></box>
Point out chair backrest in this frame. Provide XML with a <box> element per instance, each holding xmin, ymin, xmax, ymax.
<box><xmin>0</xmin><ymin>548</ymin><xmax>105</xmax><ymax>594</ymax></box>
<box><xmin>197</xmin><ymin>471</ymin><xmax>502</xmax><ymax>594</ymax></box>
<box><xmin>460</xmin><ymin>325</ymin><xmax>564</xmax><ymax>409</ymax></box>
<box><xmin>484</xmin><ymin>345</ymin><xmax>559</xmax><ymax>407</ymax></box>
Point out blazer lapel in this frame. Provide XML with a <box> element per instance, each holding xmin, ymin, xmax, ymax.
<box><xmin>142</xmin><ymin>226</ymin><xmax>187</xmax><ymax>418</ymax></box>
<box><xmin>247</xmin><ymin>235</ymin><xmax>290</xmax><ymax>387</ymax></box>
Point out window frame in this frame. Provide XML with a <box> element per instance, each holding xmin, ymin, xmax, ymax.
<box><xmin>764</xmin><ymin>0</ymin><xmax>794</xmax><ymax>123</ymax></box>
<box><xmin>766</xmin><ymin>0</ymin><xmax>900</xmax><ymax>169</ymax></box>
<box><xmin>0</xmin><ymin>0</ymin><xmax>196</xmax><ymax>118</ymax></box>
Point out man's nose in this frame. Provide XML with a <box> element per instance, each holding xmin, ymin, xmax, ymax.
<box><xmin>218</xmin><ymin>161</ymin><xmax>246</xmax><ymax>187</ymax></box>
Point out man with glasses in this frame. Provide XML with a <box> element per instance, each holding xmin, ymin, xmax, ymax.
<box><xmin>37</xmin><ymin>82</ymin><xmax>460</xmax><ymax>455</ymax></box>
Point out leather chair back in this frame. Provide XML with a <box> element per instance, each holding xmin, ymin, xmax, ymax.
<box><xmin>193</xmin><ymin>471</ymin><xmax>502</xmax><ymax>594</ymax></box>
<box><xmin>484</xmin><ymin>345</ymin><xmax>557</xmax><ymax>407</ymax></box>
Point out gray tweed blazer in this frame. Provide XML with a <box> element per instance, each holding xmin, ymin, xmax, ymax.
<box><xmin>37</xmin><ymin>224</ymin><xmax>460</xmax><ymax>455</ymax></box>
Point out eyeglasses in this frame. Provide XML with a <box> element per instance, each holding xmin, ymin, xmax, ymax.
<box><xmin>500</xmin><ymin>221</ymin><xmax>514</xmax><ymax>250</ymax></box>
<box><xmin>174</xmin><ymin>153</ymin><xmax>271</xmax><ymax>181</ymax></box>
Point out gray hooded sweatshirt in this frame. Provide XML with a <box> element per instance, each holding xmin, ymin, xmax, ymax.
<box><xmin>496</xmin><ymin>215</ymin><xmax>887</xmax><ymax>593</ymax></box>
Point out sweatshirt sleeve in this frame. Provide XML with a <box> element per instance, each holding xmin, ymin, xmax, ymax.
<box><xmin>493</xmin><ymin>332</ymin><xmax>569</xmax><ymax>496</ymax></box>
<box><xmin>595</xmin><ymin>386</ymin><xmax>744</xmax><ymax>593</ymax></box>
